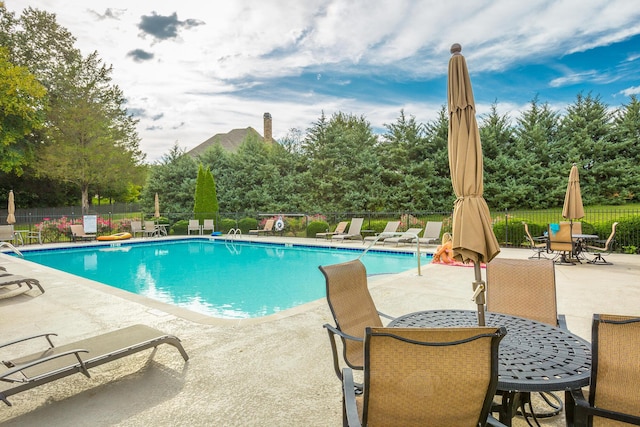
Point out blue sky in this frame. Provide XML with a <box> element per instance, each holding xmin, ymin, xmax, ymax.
<box><xmin>6</xmin><ymin>1</ymin><xmax>640</xmax><ymax>161</ymax></box>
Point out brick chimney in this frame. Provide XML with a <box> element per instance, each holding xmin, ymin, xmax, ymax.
<box><xmin>263</xmin><ymin>112</ymin><xmax>272</xmax><ymax>143</ymax></box>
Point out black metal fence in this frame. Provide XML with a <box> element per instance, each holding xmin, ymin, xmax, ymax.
<box><xmin>2</xmin><ymin>205</ymin><xmax>639</xmax><ymax>254</ymax></box>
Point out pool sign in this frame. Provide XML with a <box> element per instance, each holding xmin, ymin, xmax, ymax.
<box><xmin>83</xmin><ymin>215</ymin><xmax>97</xmax><ymax>233</ymax></box>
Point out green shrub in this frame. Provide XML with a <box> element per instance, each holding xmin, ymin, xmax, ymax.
<box><xmin>171</xmin><ymin>220</ymin><xmax>189</xmax><ymax>235</ymax></box>
<box><xmin>238</xmin><ymin>217</ymin><xmax>258</xmax><ymax>234</ymax></box>
<box><xmin>307</xmin><ymin>220</ymin><xmax>329</xmax><ymax>237</ymax></box>
<box><xmin>492</xmin><ymin>218</ymin><xmax>527</xmax><ymax>246</ymax></box>
<box><xmin>218</xmin><ymin>218</ymin><xmax>237</xmax><ymax>233</ymax></box>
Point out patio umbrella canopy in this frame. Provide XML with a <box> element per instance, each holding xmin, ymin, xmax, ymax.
<box><xmin>154</xmin><ymin>193</ymin><xmax>160</xmax><ymax>218</ymax></box>
<box><xmin>6</xmin><ymin>190</ymin><xmax>16</xmax><ymax>225</ymax></box>
<box><xmin>447</xmin><ymin>44</ymin><xmax>500</xmax><ymax>326</ymax></box>
<box><xmin>562</xmin><ymin>163</ymin><xmax>584</xmax><ymax>224</ymax></box>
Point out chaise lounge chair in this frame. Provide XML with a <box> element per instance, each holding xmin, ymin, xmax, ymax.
<box><xmin>0</xmin><ymin>273</ymin><xmax>45</xmax><ymax>300</ymax></box>
<box><xmin>363</xmin><ymin>221</ymin><xmax>400</xmax><ymax>245</ymax></box>
<box><xmin>382</xmin><ymin>227</ymin><xmax>423</xmax><ymax>246</ymax></box>
<box><xmin>249</xmin><ymin>219</ymin><xmax>274</xmax><ymax>236</ymax></box>
<box><xmin>69</xmin><ymin>224</ymin><xmax>96</xmax><ymax>242</ymax></box>
<box><xmin>331</xmin><ymin>218</ymin><xmax>364</xmax><ymax>242</ymax></box>
<box><xmin>414</xmin><ymin>221</ymin><xmax>443</xmax><ymax>245</ymax></box>
<box><xmin>316</xmin><ymin>221</ymin><xmax>348</xmax><ymax>240</ymax></box>
<box><xmin>0</xmin><ymin>324</ymin><xmax>189</xmax><ymax>406</ymax></box>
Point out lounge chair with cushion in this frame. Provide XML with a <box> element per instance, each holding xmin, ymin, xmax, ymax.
<box><xmin>382</xmin><ymin>227</ymin><xmax>423</xmax><ymax>246</ymax></box>
<box><xmin>331</xmin><ymin>218</ymin><xmax>364</xmax><ymax>242</ymax></box>
<box><xmin>487</xmin><ymin>257</ymin><xmax>566</xmax><ymax>420</ymax></box>
<box><xmin>363</xmin><ymin>221</ymin><xmax>400</xmax><ymax>245</ymax></box>
<box><xmin>585</xmin><ymin>222</ymin><xmax>618</xmax><ymax>265</ymax></box>
<box><xmin>342</xmin><ymin>326</ymin><xmax>507</xmax><ymax>426</ymax></box>
<box><xmin>248</xmin><ymin>219</ymin><xmax>274</xmax><ymax>236</ymax></box>
<box><xmin>566</xmin><ymin>314</ymin><xmax>640</xmax><ymax>426</ymax></box>
<box><xmin>0</xmin><ymin>324</ymin><xmax>189</xmax><ymax>406</ymax></box>
<box><xmin>319</xmin><ymin>259</ymin><xmax>395</xmax><ymax>387</ymax></box>
<box><xmin>69</xmin><ymin>224</ymin><xmax>96</xmax><ymax>242</ymax></box>
<box><xmin>316</xmin><ymin>221</ymin><xmax>348</xmax><ymax>240</ymax></box>
<box><xmin>414</xmin><ymin>220</ymin><xmax>443</xmax><ymax>245</ymax></box>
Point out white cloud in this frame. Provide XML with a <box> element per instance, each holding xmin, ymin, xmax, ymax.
<box><xmin>620</xmin><ymin>86</ymin><xmax>640</xmax><ymax>97</ymax></box>
<box><xmin>5</xmin><ymin>0</ymin><xmax>640</xmax><ymax>161</ymax></box>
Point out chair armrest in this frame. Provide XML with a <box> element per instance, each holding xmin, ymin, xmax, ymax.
<box><xmin>486</xmin><ymin>414</ymin><xmax>508</xmax><ymax>427</ymax></box>
<box><xmin>342</xmin><ymin>368</ymin><xmax>362</xmax><ymax>427</ymax></box>
<box><xmin>378</xmin><ymin>311</ymin><xmax>396</xmax><ymax>322</ymax></box>
<box><xmin>568</xmin><ymin>387</ymin><xmax>640</xmax><ymax>426</ymax></box>
<box><xmin>323</xmin><ymin>323</ymin><xmax>363</xmax><ymax>343</ymax></box>
<box><xmin>1</xmin><ymin>349</ymin><xmax>91</xmax><ymax>382</ymax></box>
<box><xmin>0</xmin><ymin>333</ymin><xmax>57</xmax><ymax>350</ymax></box>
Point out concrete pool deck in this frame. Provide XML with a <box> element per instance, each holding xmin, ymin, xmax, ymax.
<box><xmin>1</xmin><ymin>236</ymin><xmax>639</xmax><ymax>426</ymax></box>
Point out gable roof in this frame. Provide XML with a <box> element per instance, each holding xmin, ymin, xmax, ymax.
<box><xmin>187</xmin><ymin>127</ymin><xmax>262</xmax><ymax>157</ymax></box>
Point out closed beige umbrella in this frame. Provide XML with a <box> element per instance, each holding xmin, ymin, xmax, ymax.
<box><xmin>562</xmin><ymin>163</ymin><xmax>584</xmax><ymax>225</ymax></box>
<box><xmin>154</xmin><ymin>193</ymin><xmax>160</xmax><ymax>218</ymax></box>
<box><xmin>447</xmin><ymin>44</ymin><xmax>500</xmax><ymax>326</ymax></box>
<box><xmin>7</xmin><ymin>190</ymin><xmax>16</xmax><ymax>225</ymax></box>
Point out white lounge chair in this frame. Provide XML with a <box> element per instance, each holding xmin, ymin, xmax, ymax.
<box><xmin>331</xmin><ymin>218</ymin><xmax>364</xmax><ymax>242</ymax></box>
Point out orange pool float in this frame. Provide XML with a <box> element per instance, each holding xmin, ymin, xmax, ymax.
<box><xmin>97</xmin><ymin>232</ymin><xmax>132</xmax><ymax>241</ymax></box>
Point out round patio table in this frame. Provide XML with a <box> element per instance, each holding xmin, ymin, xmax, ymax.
<box><xmin>389</xmin><ymin>309</ymin><xmax>591</xmax><ymax>426</ymax></box>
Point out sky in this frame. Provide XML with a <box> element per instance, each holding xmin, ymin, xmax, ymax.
<box><xmin>6</xmin><ymin>0</ymin><xmax>640</xmax><ymax>162</ymax></box>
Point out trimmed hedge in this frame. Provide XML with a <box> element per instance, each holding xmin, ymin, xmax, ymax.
<box><xmin>307</xmin><ymin>220</ymin><xmax>329</xmax><ymax>237</ymax></box>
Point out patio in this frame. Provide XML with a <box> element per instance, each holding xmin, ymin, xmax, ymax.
<box><xmin>1</xmin><ymin>238</ymin><xmax>639</xmax><ymax>426</ymax></box>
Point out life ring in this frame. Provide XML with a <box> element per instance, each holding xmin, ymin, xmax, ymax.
<box><xmin>274</xmin><ymin>217</ymin><xmax>285</xmax><ymax>232</ymax></box>
<box><xmin>97</xmin><ymin>232</ymin><xmax>132</xmax><ymax>241</ymax></box>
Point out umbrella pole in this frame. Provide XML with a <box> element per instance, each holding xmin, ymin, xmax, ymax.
<box><xmin>472</xmin><ymin>262</ymin><xmax>486</xmax><ymax>326</ymax></box>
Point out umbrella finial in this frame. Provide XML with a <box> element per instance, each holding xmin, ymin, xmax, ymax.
<box><xmin>450</xmin><ymin>43</ymin><xmax>462</xmax><ymax>55</ymax></box>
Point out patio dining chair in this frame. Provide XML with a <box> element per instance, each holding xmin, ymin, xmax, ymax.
<box><xmin>486</xmin><ymin>257</ymin><xmax>566</xmax><ymax>421</ymax></box>
<box><xmin>585</xmin><ymin>222</ymin><xmax>618</xmax><ymax>265</ymax></box>
<box><xmin>566</xmin><ymin>314</ymin><xmax>640</xmax><ymax>426</ymax></box>
<box><xmin>548</xmin><ymin>222</ymin><xmax>576</xmax><ymax>264</ymax></box>
<box><xmin>342</xmin><ymin>326</ymin><xmax>508</xmax><ymax>426</ymax></box>
<box><xmin>319</xmin><ymin>259</ymin><xmax>395</xmax><ymax>387</ymax></box>
<box><xmin>522</xmin><ymin>222</ymin><xmax>548</xmax><ymax>259</ymax></box>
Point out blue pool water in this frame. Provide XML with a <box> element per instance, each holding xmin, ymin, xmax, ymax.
<box><xmin>19</xmin><ymin>239</ymin><xmax>425</xmax><ymax>319</ymax></box>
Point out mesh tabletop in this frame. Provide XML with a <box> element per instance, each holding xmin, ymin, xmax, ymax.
<box><xmin>389</xmin><ymin>309</ymin><xmax>591</xmax><ymax>392</ymax></box>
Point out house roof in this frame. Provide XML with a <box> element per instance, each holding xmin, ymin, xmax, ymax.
<box><xmin>187</xmin><ymin>127</ymin><xmax>263</xmax><ymax>157</ymax></box>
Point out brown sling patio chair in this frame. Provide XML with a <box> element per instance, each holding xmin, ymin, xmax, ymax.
<box><xmin>486</xmin><ymin>257</ymin><xmax>567</xmax><ymax>421</ymax></box>
<box><xmin>319</xmin><ymin>259</ymin><xmax>394</xmax><ymax>387</ymax></box>
<box><xmin>522</xmin><ymin>222</ymin><xmax>548</xmax><ymax>260</ymax></box>
<box><xmin>566</xmin><ymin>314</ymin><xmax>640</xmax><ymax>426</ymax></box>
<box><xmin>0</xmin><ymin>324</ymin><xmax>188</xmax><ymax>406</ymax></box>
<box><xmin>69</xmin><ymin>224</ymin><xmax>96</xmax><ymax>242</ymax></box>
<box><xmin>342</xmin><ymin>326</ymin><xmax>508</xmax><ymax>427</ymax></box>
<box><xmin>248</xmin><ymin>218</ymin><xmax>274</xmax><ymax>236</ymax></box>
<box><xmin>548</xmin><ymin>222</ymin><xmax>576</xmax><ymax>264</ymax></box>
<box><xmin>585</xmin><ymin>222</ymin><xmax>619</xmax><ymax>265</ymax></box>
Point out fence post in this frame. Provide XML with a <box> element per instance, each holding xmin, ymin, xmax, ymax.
<box><xmin>504</xmin><ymin>208</ymin><xmax>509</xmax><ymax>246</ymax></box>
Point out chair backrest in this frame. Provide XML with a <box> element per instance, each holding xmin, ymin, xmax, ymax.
<box><xmin>262</xmin><ymin>219</ymin><xmax>275</xmax><ymax>231</ymax></box>
<box><xmin>590</xmin><ymin>314</ymin><xmax>640</xmax><ymax>418</ymax></box>
<box><xmin>203</xmin><ymin>219</ymin><xmax>214</xmax><ymax>230</ymax></box>
<box><xmin>188</xmin><ymin>219</ymin><xmax>200</xmax><ymax>229</ymax></box>
<box><xmin>144</xmin><ymin>221</ymin><xmax>156</xmax><ymax>230</ymax></box>
<box><xmin>130</xmin><ymin>221</ymin><xmax>142</xmax><ymax>232</ymax></box>
<box><xmin>423</xmin><ymin>221</ymin><xmax>443</xmax><ymax>239</ymax></box>
<box><xmin>346</xmin><ymin>218</ymin><xmax>364</xmax><ymax>235</ymax></box>
<box><xmin>486</xmin><ymin>258</ymin><xmax>559</xmax><ymax>326</ymax></box>
<box><xmin>69</xmin><ymin>224</ymin><xmax>84</xmax><ymax>236</ymax></box>
<box><xmin>381</xmin><ymin>221</ymin><xmax>400</xmax><ymax>234</ymax></box>
<box><xmin>602</xmin><ymin>222</ymin><xmax>619</xmax><ymax>251</ymax></box>
<box><xmin>561</xmin><ymin>221</ymin><xmax>582</xmax><ymax>234</ymax></box>
<box><xmin>548</xmin><ymin>222</ymin><xmax>573</xmax><ymax>252</ymax></box>
<box><xmin>333</xmin><ymin>221</ymin><xmax>349</xmax><ymax>234</ymax></box>
<box><xmin>362</xmin><ymin>326</ymin><xmax>505</xmax><ymax>426</ymax></box>
<box><xmin>522</xmin><ymin>222</ymin><xmax>537</xmax><ymax>246</ymax></box>
<box><xmin>0</xmin><ymin>225</ymin><xmax>15</xmax><ymax>240</ymax></box>
<box><xmin>319</xmin><ymin>260</ymin><xmax>382</xmax><ymax>370</ymax></box>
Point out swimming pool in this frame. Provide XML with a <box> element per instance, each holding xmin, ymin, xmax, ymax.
<box><xmin>18</xmin><ymin>239</ymin><xmax>425</xmax><ymax>319</ymax></box>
